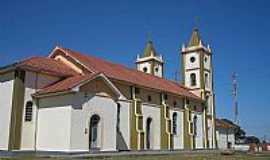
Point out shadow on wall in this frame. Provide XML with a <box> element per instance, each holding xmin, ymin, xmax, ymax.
<box><xmin>117</xmin><ymin>131</ymin><xmax>128</xmax><ymax>151</ymax></box>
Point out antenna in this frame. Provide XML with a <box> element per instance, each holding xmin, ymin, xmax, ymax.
<box><xmin>232</xmin><ymin>72</ymin><xmax>239</xmax><ymax>124</ymax></box>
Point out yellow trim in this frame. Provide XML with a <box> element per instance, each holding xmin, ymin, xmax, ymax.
<box><xmin>130</xmin><ymin>86</ymin><xmax>144</xmax><ymax>150</ymax></box>
<box><xmin>8</xmin><ymin>70</ymin><xmax>25</xmax><ymax>150</ymax></box>
<box><xmin>160</xmin><ymin>93</ymin><xmax>173</xmax><ymax>150</ymax></box>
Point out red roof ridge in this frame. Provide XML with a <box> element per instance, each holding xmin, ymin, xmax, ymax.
<box><xmin>56</xmin><ymin>47</ymin><xmax>201</xmax><ymax>100</ymax></box>
<box><xmin>216</xmin><ymin>118</ymin><xmax>238</xmax><ymax>129</ymax></box>
<box><xmin>59</xmin><ymin>47</ymin><xmax>192</xmax><ymax>88</ymax></box>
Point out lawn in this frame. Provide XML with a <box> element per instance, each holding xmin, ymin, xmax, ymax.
<box><xmin>85</xmin><ymin>153</ymin><xmax>270</xmax><ymax>160</ymax></box>
<box><xmin>1</xmin><ymin>152</ymin><xmax>270</xmax><ymax>160</ymax></box>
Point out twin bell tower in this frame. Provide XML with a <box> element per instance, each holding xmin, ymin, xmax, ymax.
<box><xmin>135</xmin><ymin>28</ymin><xmax>217</xmax><ymax>148</ymax></box>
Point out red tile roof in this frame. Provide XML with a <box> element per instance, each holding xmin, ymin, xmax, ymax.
<box><xmin>34</xmin><ymin>73</ymin><xmax>98</xmax><ymax>96</ymax></box>
<box><xmin>17</xmin><ymin>56</ymin><xmax>78</xmax><ymax>77</ymax></box>
<box><xmin>57</xmin><ymin>47</ymin><xmax>201</xmax><ymax>100</ymax></box>
<box><xmin>216</xmin><ymin>119</ymin><xmax>237</xmax><ymax>129</ymax></box>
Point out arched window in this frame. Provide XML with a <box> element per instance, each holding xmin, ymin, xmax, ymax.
<box><xmin>116</xmin><ymin>103</ymin><xmax>121</xmax><ymax>132</ymax></box>
<box><xmin>193</xmin><ymin>116</ymin><xmax>197</xmax><ymax>136</ymax></box>
<box><xmin>89</xmin><ymin>114</ymin><xmax>100</xmax><ymax>149</ymax></box>
<box><xmin>147</xmin><ymin>95</ymin><xmax>152</xmax><ymax>102</ymax></box>
<box><xmin>146</xmin><ymin>117</ymin><xmax>153</xmax><ymax>149</ymax></box>
<box><xmin>205</xmin><ymin>73</ymin><xmax>209</xmax><ymax>88</ymax></box>
<box><xmin>205</xmin><ymin>96</ymin><xmax>210</xmax><ymax>114</ymax></box>
<box><xmin>25</xmin><ymin>101</ymin><xmax>33</xmax><ymax>122</ymax></box>
<box><xmin>190</xmin><ymin>73</ymin><xmax>197</xmax><ymax>86</ymax></box>
<box><xmin>172</xmin><ymin>112</ymin><xmax>177</xmax><ymax>135</ymax></box>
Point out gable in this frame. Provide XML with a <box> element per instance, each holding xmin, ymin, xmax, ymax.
<box><xmin>80</xmin><ymin>77</ymin><xmax>118</xmax><ymax>99</ymax></box>
<box><xmin>33</xmin><ymin>73</ymin><xmax>125</xmax><ymax>101</ymax></box>
<box><xmin>49</xmin><ymin>47</ymin><xmax>91</xmax><ymax>75</ymax></box>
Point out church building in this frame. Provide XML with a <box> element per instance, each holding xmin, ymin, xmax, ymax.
<box><xmin>0</xmin><ymin>28</ymin><xmax>217</xmax><ymax>152</ymax></box>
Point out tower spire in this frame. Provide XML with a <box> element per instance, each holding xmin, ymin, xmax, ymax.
<box><xmin>136</xmin><ymin>39</ymin><xmax>164</xmax><ymax>77</ymax></box>
<box><xmin>188</xmin><ymin>28</ymin><xmax>202</xmax><ymax>47</ymax></box>
<box><xmin>142</xmin><ymin>40</ymin><xmax>157</xmax><ymax>57</ymax></box>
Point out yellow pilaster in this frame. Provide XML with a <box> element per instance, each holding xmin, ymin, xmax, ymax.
<box><xmin>160</xmin><ymin>93</ymin><xmax>173</xmax><ymax>150</ymax></box>
<box><xmin>130</xmin><ymin>87</ymin><xmax>144</xmax><ymax>150</ymax></box>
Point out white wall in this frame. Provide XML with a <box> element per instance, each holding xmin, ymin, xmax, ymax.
<box><xmin>192</xmin><ymin>113</ymin><xmax>204</xmax><ymax>149</ymax></box>
<box><xmin>170</xmin><ymin>110</ymin><xmax>184</xmax><ymax>149</ymax></box>
<box><xmin>137</xmin><ymin>62</ymin><xmax>151</xmax><ymax>74</ymax></box>
<box><xmin>0</xmin><ymin>72</ymin><xmax>14</xmax><ymax>150</ymax></box>
<box><xmin>118</xmin><ymin>100</ymin><xmax>130</xmax><ymax>149</ymax></box>
<box><xmin>36</xmin><ymin>92</ymin><xmax>119</xmax><ymax>152</ymax></box>
<box><xmin>204</xmin><ymin>54</ymin><xmax>211</xmax><ymax>70</ymax></box>
<box><xmin>216</xmin><ymin>128</ymin><xmax>235</xmax><ymax>150</ymax></box>
<box><xmin>234</xmin><ymin>144</ymin><xmax>249</xmax><ymax>151</ymax></box>
<box><xmin>70</xmin><ymin>93</ymin><xmax>118</xmax><ymax>152</ymax></box>
<box><xmin>36</xmin><ymin>95</ymin><xmax>72</xmax><ymax>152</ymax></box>
<box><xmin>142</xmin><ymin>104</ymin><xmax>160</xmax><ymax>150</ymax></box>
<box><xmin>184</xmin><ymin>52</ymin><xmax>200</xmax><ymax>70</ymax></box>
<box><xmin>184</xmin><ymin>52</ymin><xmax>213</xmax><ymax>95</ymax></box>
<box><xmin>153</xmin><ymin>63</ymin><xmax>163</xmax><ymax>77</ymax></box>
<box><xmin>21</xmin><ymin>71</ymin><xmax>60</xmax><ymax>150</ymax></box>
<box><xmin>208</xmin><ymin>119</ymin><xmax>213</xmax><ymax>148</ymax></box>
<box><xmin>227</xmin><ymin>131</ymin><xmax>235</xmax><ymax>149</ymax></box>
<box><xmin>185</xmin><ymin>70</ymin><xmax>201</xmax><ymax>89</ymax></box>
<box><xmin>137</xmin><ymin>60</ymin><xmax>163</xmax><ymax>77</ymax></box>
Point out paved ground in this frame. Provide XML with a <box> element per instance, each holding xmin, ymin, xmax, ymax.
<box><xmin>0</xmin><ymin>150</ymin><xmax>270</xmax><ymax>160</ymax></box>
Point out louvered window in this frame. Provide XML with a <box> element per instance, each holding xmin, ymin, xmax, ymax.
<box><xmin>25</xmin><ymin>101</ymin><xmax>33</xmax><ymax>122</ymax></box>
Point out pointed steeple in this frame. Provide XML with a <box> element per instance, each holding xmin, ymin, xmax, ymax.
<box><xmin>142</xmin><ymin>40</ymin><xmax>157</xmax><ymax>57</ymax></box>
<box><xmin>136</xmin><ymin>40</ymin><xmax>164</xmax><ymax>77</ymax></box>
<box><xmin>188</xmin><ymin>28</ymin><xmax>202</xmax><ymax>47</ymax></box>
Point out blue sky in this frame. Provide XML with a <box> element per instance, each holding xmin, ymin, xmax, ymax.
<box><xmin>1</xmin><ymin>0</ymin><xmax>270</xmax><ymax>140</ymax></box>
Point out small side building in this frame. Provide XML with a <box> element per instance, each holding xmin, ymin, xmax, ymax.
<box><xmin>216</xmin><ymin>119</ymin><xmax>237</xmax><ymax>150</ymax></box>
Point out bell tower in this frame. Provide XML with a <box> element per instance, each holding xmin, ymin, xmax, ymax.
<box><xmin>136</xmin><ymin>40</ymin><xmax>164</xmax><ymax>77</ymax></box>
<box><xmin>181</xmin><ymin>28</ymin><xmax>217</xmax><ymax>149</ymax></box>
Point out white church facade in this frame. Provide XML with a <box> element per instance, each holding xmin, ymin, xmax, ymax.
<box><xmin>0</xmin><ymin>29</ymin><xmax>217</xmax><ymax>152</ymax></box>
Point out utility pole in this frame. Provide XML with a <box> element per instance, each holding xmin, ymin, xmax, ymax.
<box><xmin>232</xmin><ymin>72</ymin><xmax>239</xmax><ymax>124</ymax></box>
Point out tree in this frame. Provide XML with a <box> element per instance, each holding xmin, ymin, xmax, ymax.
<box><xmin>245</xmin><ymin>136</ymin><xmax>260</xmax><ymax>144</ymax></box>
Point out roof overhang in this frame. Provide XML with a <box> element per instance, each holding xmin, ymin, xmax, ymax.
<box><xmin>136</xmin><ymin>55</ymin><xmax>164</xmax><ymax>64</ymax></box>
<box><xmin>33</xmin><ymin>73</ymin><xmax>126</xmax><ymax>101</ymax></box>
<box><xmin>182</xmin><ymin>45</ymin><xmax>211</xmax><ymax>54</ymax></box>
<box><xmin>0</xmin><ymin>63</ymin><xmax>18</xmax><ymax>74</ymax></box>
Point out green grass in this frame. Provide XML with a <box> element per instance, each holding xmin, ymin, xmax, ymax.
<box><xmin>1</xmin><ymin>152</ymin><xmax>270</xmax><ymax>160</ymax></box>
<box><xmin>86</xmin><ymin>153</ymin><xmax>270</xmax><ymax>160</ymax></box>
